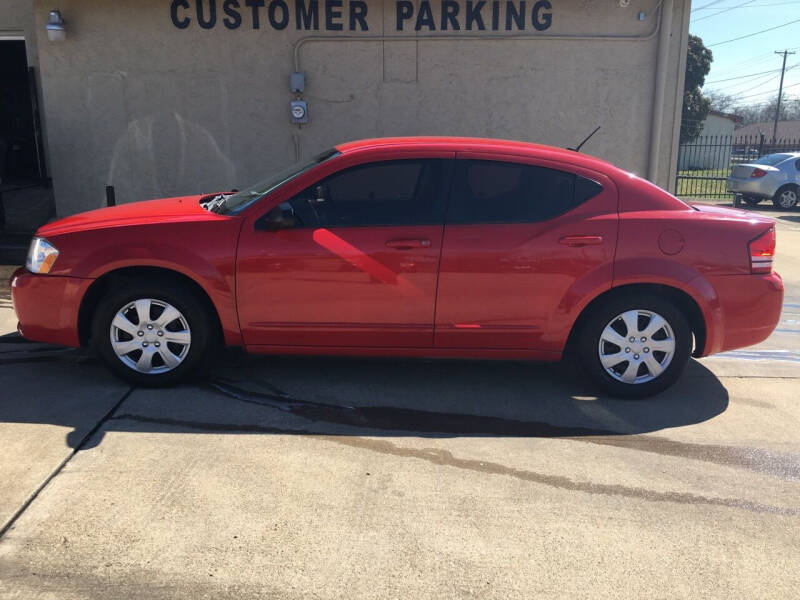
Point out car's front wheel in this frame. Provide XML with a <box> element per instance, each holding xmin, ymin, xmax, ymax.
<box><xmin>576</xmin><ymin>294</ymin><xmax>692</xmax><ymax>398</ymax></box>
<box><xmin>773</xmin><ymin>185</ymin><xmax>799</xmax><ymax>209</ymax></box>
<box><xmin>91</xmin><ymin>279</ymin><xmax>212</xmax><ymax>386</ymax></box>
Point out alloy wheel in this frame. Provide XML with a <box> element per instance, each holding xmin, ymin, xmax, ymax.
<box><xmin>109</xmin><ymin>298</ymin><xmax>191</xmax><ymax>374</ymax></box>
<box><xmin>778</xmin><ymin>188</ymin><xmax>798</xmax><ymax>208</ymax></box>
<box><xmin>597</xmin><ymin>309</ymin><xmax>676</xmax><ymax>385</ymax></box>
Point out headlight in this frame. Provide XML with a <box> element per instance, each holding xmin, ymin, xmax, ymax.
<box><xmin>26</xmin><ymin>237</ymin><xmax>59</xmax><ymax>274</ymax></box>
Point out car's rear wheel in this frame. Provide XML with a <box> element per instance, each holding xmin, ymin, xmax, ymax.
<box><xmin>576</xmin><ymin>294</ymin><xmax>692</xmax><ymax>398</ymax></box>
<box><xmin>91</xmin><ymin>280</ymin><xmax>212</xmax><ymax>386</ymax></box>
<box><xmin>773</xmin><ymin>185</ymin><xmax>798</xmax><ymax>209</ymax></box>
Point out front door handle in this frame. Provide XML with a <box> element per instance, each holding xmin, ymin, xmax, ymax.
<box><xmin>559</xmin><ymin>235</ymin><xmax>604</xmax><ymax>247</ymax></box>
<box><xmin>385</xmin><ymin>238</ymin><xmax>431</xmax><ymax>249</ymax></box>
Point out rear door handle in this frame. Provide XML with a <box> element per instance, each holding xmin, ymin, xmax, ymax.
<box><xmin>385</xmin><ymin>238</ymin><xmax>431</xmax><ymax>249</ymax></box>
<box><xmin>559</xmin><ymin>235</ymin><xmax>604</xmax><ymax>247</ymax></box>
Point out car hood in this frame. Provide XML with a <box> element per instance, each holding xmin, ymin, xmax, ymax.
<box><xmin>37</xmin><ymin>194</ymin><xmax>228</xmax><ymax>237</ymax></box>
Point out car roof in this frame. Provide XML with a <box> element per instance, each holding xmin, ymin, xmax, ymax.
<box><xmin>761</xmin><ymin>152</ymin><xmax>800</xmax><ymax>158</ymax></box>
<box><xmin>335</xmin><ymin>137</ymin><xmax>619</xmax><ymax>173</ymax></box>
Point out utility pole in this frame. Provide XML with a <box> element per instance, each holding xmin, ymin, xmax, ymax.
<box><xmin>773</xmin><ymin>50</ymin><xmax>795</xmax><ymax>143</ymax></box>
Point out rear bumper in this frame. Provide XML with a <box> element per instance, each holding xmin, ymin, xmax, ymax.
<box><xmin>700</xmin><ymin>272</ymin><xmax>784</xmax><ymax>357</ymax></box>
<box><xmin>9</xmin><ymin>267</ymin><xmax>93</xmax><ymax>347</ymax></box>
<box><xmin>725</xmin><ymin>177</ymin><xmax>776</xmax><ymax>198</ymax></box>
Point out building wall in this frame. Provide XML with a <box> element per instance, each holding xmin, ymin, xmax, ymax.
<box><xmin>31</xmin><ymin>0</ymin><xmax>689</xmax><ymax>216</ymax></box>
<box><xmin>0</xmin><ymin>0</ymin><xmax>37</xmax><ymax>65</ymax></box>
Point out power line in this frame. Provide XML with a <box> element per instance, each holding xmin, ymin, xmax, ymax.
<box><xmin>692</xmin><ymin>0</ymin><xmax>728</xmax><ymax>12</ymax></box>
<box><xmin>706</xmin><ymin>65</ymin><xmax>799</xmax><ymax>93</ymax></box>
<box><xmin>705</xmin><ymin>67</ymin><xmax>780</xmax><ymax>84</ymax></box>
<box><xmin>724</xmin><ymin>75</ymin><xmax>778</xmax><ymax>96</ymax></box>
<box><xmin>693</xmin><ymin>0</ymin><xmax>759</xmax><ymax>21</ymax></box>
<box><xmin>721</xmin><ymin>46</ymin><xmax>800</xmax><ymax>69</ymax></box>
<box><xmin>733</xmin><ymin>79</ymin><xmax>800</xmax><ymax>101</ymax></box>
<box><xmin>733</xmin><ymin>73</ymin><xmax>782</xmax><ymax>95</ymax></box>
<box><xmin>733</xmin><ymin>0</ymin><xmax>800</xmax><ymax>5</ymax></box>
<box><xmin>707</xmin><ymin>18</ymin><xmax>800</xmax><ymax>46</ymax></box>
<box><xmin>694</xmin><ymin>0</ymin><xmax>800</xmax><ymax>8</ymax></box>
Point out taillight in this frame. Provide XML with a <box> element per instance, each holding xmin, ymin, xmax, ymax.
<box><xmin>749</xmin><ymin>227</ymin><xmax>775</xmax><ymax>274</ymax></box>
<box><xmin>750</xmin><ymin>168</ymin><xmax>768</xmax><ymax>178</ymax></box>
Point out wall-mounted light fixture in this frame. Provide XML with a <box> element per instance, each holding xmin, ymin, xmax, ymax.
<box><xmin>46</xmin><ymin>9</ymin><xmax>66</xmax><ymax>42</ymax></box>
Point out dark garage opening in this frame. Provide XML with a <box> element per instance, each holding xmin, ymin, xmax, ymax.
<box><xmin>1</xmin><ymin>39</ymin><xmax>52</xmax><ymax>260</ymax></box>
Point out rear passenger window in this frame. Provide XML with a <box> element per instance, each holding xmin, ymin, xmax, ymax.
<box><xmin>447</xmin><ymin>160</ymin><xmax>602</xmax><ymax>224</ymax></box>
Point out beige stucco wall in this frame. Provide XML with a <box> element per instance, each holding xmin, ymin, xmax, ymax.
<box><xmin>0</xmin><ymin>0</ymin><xmax>37</xmax><ymax>65</ymax></box>
<box><xmin>30</xmin><ymin>0</ymin><xmax>689</xmax><ymax>216</ymax></box>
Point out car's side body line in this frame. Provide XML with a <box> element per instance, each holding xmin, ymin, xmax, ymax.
<box><xmin>244</xmin><ymin>344</ymin><xmax>561</xmax><ymax>361</ymax></box>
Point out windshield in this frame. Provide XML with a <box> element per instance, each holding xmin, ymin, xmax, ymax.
<box><xmin>753</xmin><ymin>153</ymin><xmax>792</xmax><ymax>166</ymax></box>
<box><xmin>221</xmin><ymin>149</ymin><xmax>339</xmax><ymax>214</ymax></box>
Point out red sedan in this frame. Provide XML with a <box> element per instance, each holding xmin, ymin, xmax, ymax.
<box><xmin>11</xmin><ymin>137</ymin><xmax>783</xmax><ymax>397</ymax></box>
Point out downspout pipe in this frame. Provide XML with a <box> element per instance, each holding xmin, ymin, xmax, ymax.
<box><xmin>647</xmin><ymin>0</ymin><xmax>673</xmax><ymax>184</ymax></box>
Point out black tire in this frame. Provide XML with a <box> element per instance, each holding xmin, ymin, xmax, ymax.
<box><xmin>576</xmin><ymin>293</ymin><xmax>692</xmax><ymax>399</ymax></box>
<box><xmin>91</xmin><ymin>278</ymin><xmax>214</xmax><ymax>386</ymax></box>
<box><xmin>773</xmin><ymin>185</ymin><xmax>799</xmax><ymax>209</ymax></box>
<box><xmin>741</xmin><ymin>195</ymin><xmax>762</xmax><ymax>206</ymax></box>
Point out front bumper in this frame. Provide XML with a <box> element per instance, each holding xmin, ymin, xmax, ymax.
<box><xmin>10</xmin><ymin>267</ymin><xmax>94</xmax><ymax>347</ymax></box>
<box><xmin>726</xmin><ymin>176</ymin><xmax>777</xmax><ymax>198</ymax></box>
<box><xmin>700</xmin><ymin>271</ymin><xmax>784</xmax><ymax>356</ymax></box>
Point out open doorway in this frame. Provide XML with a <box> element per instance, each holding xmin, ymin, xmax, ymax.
<box><xmin>0</xmin><ymin>39</ymin><xmax>52</xmax><ymax>254</ymax></box>
<box><xmin>0</xmin><ymin>40</ymin><xmax>43</xmax><ymax>184</ymax></box>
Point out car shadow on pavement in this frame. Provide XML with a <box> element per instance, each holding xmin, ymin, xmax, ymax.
<box><xmin>0</xmin><ymin>334</ymin><xmax>729</xmax><ymax>450</ymax></box>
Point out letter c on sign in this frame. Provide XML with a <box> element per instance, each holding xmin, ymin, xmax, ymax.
<box><xmin>171</xmin><ymin>0</ymin><xmax>192</xmax><ymax>28</ymax></box>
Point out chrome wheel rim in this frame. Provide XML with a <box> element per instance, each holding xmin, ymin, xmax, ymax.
<box><xmin>779</xmin><ymin>189</ymin><xmax>797</xmax><ymax>208</ymax></box>
<box><xmin>109</xmin><ymin>299</ymin><xmax>191</xmax><ymax>374</ymax></box>
<box><xmin>598</xmin><ymin>309</ymin><xmax>675</xmax><ymax>385</ymax></box>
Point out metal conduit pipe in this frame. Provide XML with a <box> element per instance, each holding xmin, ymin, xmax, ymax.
<box><xmin>647</xmin><ymin>0</ymin><xmax>673</xmax><ymax>183</ymax></box>
<box><xmin>292</xmin><ymin>2</ymin><xmax>666</xmax><ymax>72</ymax></box>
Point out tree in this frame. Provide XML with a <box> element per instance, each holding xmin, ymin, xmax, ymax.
<box><xmin>680</xmin><ymin>35</ymin><xmax>713</xmax><ymax>144</ymax></box>
<box><xmin>706</xmin><ymin>90</ymin><xmax>736</xmax><ymax>113</ymax></box>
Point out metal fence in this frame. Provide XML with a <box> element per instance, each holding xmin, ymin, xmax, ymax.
<box><xmin>675</xmin><ymin>134</ymin><xmax>800</xmax><ymax>198</ymax></box>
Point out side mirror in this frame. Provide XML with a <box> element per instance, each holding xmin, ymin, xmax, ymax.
<box><xmin>257</xmin><ymin>202</ymin><xmax>296</xmax><ymax>231</ymax></box>
<box><xmin>310</xmin><ymin>184</ymin><xmax>326</xmax><ymax>205</ymax></box>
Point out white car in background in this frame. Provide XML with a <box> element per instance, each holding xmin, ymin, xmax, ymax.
<box><xmin>726</xmin><ymin>152</ymin><xmax>800</xmax><ymax>209</ymax></box>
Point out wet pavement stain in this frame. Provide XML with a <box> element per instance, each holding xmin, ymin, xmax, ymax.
<box><xmin>206</xmin><ymin>379</ymin><xmax>617</xmax><ymax>438</ymax></box>
<box><xmin>111</xmin><ymin>412</ymin><xmax>799</xmax><ymax>517</ymax></box>
<box><xmin>3</xmin><ymin>342</ymin><xmax>796</xmax><ymax>484</ymax></box>
<box><xmin>205</xmin><ymin>379</ymin><xmax>800</xmax><ymax>482</ymax></box>
<box><xmin>578</xmin><ymin>436</ymin><xmax>800</xmax><ymax>481</ymax></box>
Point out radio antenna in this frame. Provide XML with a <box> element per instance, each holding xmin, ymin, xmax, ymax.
<box><xmin>568</xmin><ymin>126</ymin><xmax>601</xmax><ymax>152</ymax></box>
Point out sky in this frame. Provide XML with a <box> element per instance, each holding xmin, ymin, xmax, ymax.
<box><xmin>689</xmin><ymin>0</ymin><xmax>800</xmax><ymax>112</ymax></box>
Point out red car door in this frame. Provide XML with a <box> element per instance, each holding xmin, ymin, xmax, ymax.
<box><xmin>236</xmin><ymin>156</ymin><xmax>451</xmax><ymax>349</ymax></box>
<box><xmin>434</xmin><ymin>153</ymin><xmax>618</xmax><ymax>353</ymax></box>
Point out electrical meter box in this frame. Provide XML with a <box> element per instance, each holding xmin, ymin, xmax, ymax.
<box><xmin>290</xmin><ymin>100</ymin><xmax>308</xmax><ymax>124</ymax></box>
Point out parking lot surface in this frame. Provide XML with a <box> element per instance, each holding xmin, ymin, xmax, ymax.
<box><xmin>1</xmin><ymin>206</ymin><xmax>799</xmax><ymax>599</ymax></box>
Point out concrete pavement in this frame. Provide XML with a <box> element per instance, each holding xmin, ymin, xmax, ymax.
<box><xmin>0</xmin><ymin>206</ymin><xmax>798</xmax><ymax>599</ymax></box>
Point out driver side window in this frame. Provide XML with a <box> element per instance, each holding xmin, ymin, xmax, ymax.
<box><xmin>284</xmin><ymin>159</ymin><xmax>446</xmax><ymax>228</ymax></box>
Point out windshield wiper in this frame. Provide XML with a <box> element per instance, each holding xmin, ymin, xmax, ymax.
<box><xmin>201</xmin><ymin>193</ymin><xmax>233</xmax><ymax>214</ymax></box>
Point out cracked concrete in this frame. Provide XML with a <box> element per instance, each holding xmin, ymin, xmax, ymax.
<box><xmin>0</xmin><ymin>208</ymin><xmax>798</xmax><ymax>598</ymax></box>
